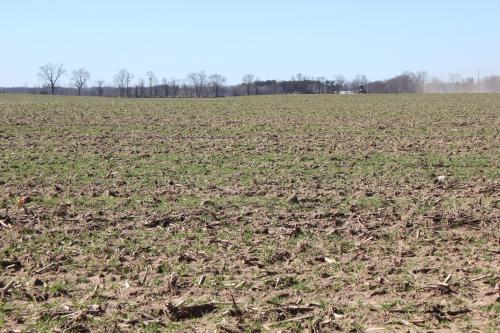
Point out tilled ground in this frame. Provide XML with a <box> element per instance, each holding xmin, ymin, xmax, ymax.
<box><xmin>0</xmin><ymin>94</ymin><xmax>499</xmax><ymax>332</ymax></box>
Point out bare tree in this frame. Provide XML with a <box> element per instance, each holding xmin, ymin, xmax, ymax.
<box><xmin>197</xmin><ymin>71</ymin><xmax>207</xmax><ymax>97</ymax></box>
<box><xmin>38</xmin><ymin>63</ymin><xmax>66</xmax><ymax>95</ymax></box>
<box><xmin>209</xmin><ymin>74</ymin><xmax>226</xmax><ymax>97</ymax></box>
<box><xmin>146</xmin><ymin>71</ymin><xmax>157</xmax><ymax>97</ymax></box>
<box><xmin>187</xmin><ymin>73</ymin><xmax>197</xmax><ymax>97</ymax></box>
<box><xmin>242</xmin><ymin>74</ymin><xmax>255</xmax><ymax>95</ymax></box>
<box><xmin>114</xmin><ymin>70</ymin><xmax>126</xmax><ymax>97</ymax></box>
<box><xmin>96</xmin><ymin>80</ymin><xmax>105</xmax><ymax>96</ymax></box>
<box><xmin>170</xmin><ymin>78</ymin><xmax>178</xmax><ymax>98</ymax></box>
<box><xmin>114</xmin><ymin>69</ymin><xmax>133</xmax><ymax>97</ymax></box>
<box><xmin>187</xmin><ymin>71</ymin><xmax>207</xmax><ymax>97</ymax></box>
<box><xmin>134</xmin><ymin>81</ymin><xmax>139</xmax><ymax>98</ymax></box>
<box><xmin>71</xmin><ymin>68</ymin><xmax>90</xmax><ymax>96</ymax></box>
<box><xmin>362</xmin><ymin>75</ymin><xmax>369</xmax><ymax>93</ymax></box>
<box><xmin>135</xmin><ymin>78</ymin><xmax>145</xmax><ymax>97</ymax></box>
<box><xmin>161</xmin><ymin>78</ymin><xmax>169</xmax><ymax>97</ymax></box>
<box><xmin>125</xmin><ymin>72</ymin><xmax>133</xmax><ymax>97</ymax></box>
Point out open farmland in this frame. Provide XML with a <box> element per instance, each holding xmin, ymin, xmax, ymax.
<box><xmin>0</xmin><ymin>93</ymin><xmax>499</xmax><ymax>332</ymax></box>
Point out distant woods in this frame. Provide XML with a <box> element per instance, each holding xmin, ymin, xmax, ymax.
<box><xmin>3</xmin><ymin>63</ymin><xmax>500</xmax><ymax>96</ymax></box>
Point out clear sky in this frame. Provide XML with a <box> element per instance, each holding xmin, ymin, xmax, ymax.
<box><xmin>1</xmin><ymin>0</ymin><xmax>500</xmax><ymax>86</ymax></box>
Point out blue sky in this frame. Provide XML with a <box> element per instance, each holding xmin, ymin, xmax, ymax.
<box><xmin>1</xmin><ymin>0</ymin><xmax>500</xmax><ymax>86</ymax></box>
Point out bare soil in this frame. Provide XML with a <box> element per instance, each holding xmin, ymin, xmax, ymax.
<box><xmin>0</xmin><ymin>94</ymin><xmax>498</xmax><ymax>332</ymax></box>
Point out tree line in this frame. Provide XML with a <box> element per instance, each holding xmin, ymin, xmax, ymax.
<box><xmin>2</xmin><ymin>63</ymin><xmax>500</xmax><ymax>96</ymax></box>
<box><xmin>33</xmin><ymin>64</ymin><xmax>371</xmax><ymax>97</ymax></box>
